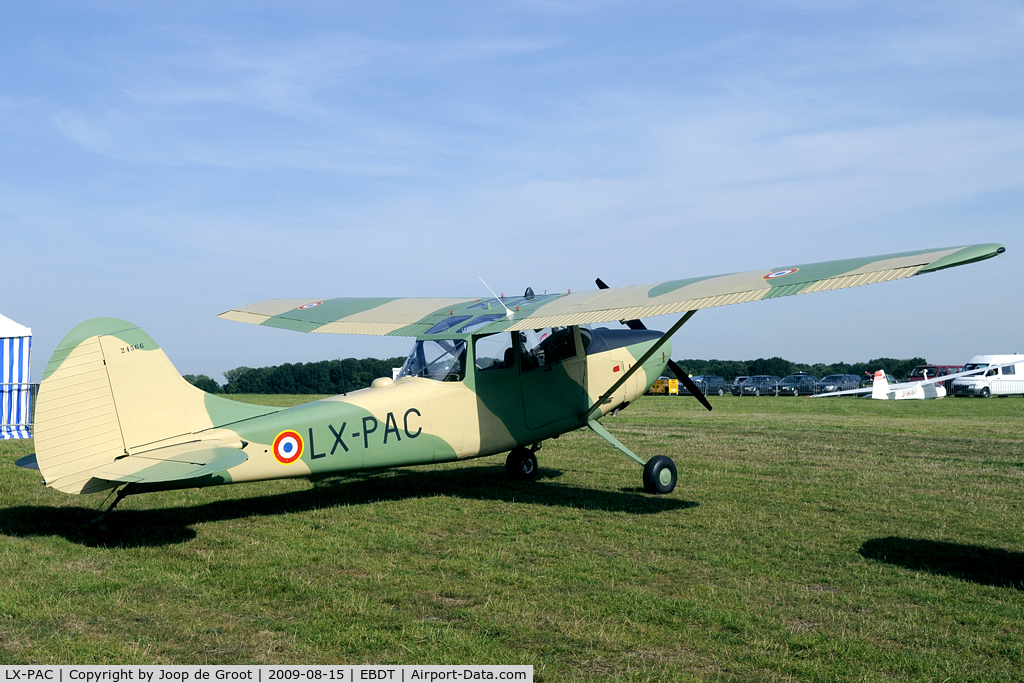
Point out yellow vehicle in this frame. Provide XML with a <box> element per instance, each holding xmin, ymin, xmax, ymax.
<box><xmin>647</xmin><ymin>376</ymin><xmax>679</xmax><ymax>395</ymax></box>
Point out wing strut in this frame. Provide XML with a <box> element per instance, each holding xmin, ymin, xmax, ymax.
<box><xmin>586</xmin><ymin>419</ymin><xmax>646</xmax><ymax>465</ymax></box>
<box><xmin>581</xmin><ymin>309</ymin><xmax>706</xmax><ymax>422</ymax></box>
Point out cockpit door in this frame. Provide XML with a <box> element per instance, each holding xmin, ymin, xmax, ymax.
<box><xmin>519</xmin><ymin>326</ymin><xmax>586</xmax><ymax>430</ymax></box>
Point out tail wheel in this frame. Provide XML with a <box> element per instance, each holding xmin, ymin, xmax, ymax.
<box><xmin>643</xmin><ymin>455</ymin><xmax>677</xmax><ymax>494</ymax></box>
<box><xmin>505</xmin><ymin>447</ymin><xmax>538</xmax><ymax>481</ymax></box>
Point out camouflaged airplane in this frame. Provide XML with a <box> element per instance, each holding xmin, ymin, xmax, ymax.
<box><xmin>26</xmin><ymin>243</ymin><xmax>1005</xmax><ymax>517</ymax></box>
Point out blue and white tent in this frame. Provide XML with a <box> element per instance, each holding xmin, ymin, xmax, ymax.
<box><xmin>1</xmin><ymin>313</ymin><xmax>32</xmax><ymax>439</ymax></box>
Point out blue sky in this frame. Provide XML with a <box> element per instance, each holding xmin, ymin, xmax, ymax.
<box><xmin>3</xmin><ymin>1</ymin><xmax>1022</xmax><ymax>382</ymax></box>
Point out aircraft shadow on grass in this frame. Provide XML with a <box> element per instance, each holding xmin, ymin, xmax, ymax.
<box><xmin>0</xmin><ymin>465</ymin><xmax>697</xmax><ymax>548</ymax></box>
<box><xmin>859</xmin><ymin>537</ymin><xmax>1024</xmax><ymax>590</ymax></box>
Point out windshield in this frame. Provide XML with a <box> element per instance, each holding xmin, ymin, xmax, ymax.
<box><xmin>963</xmin><ymin>363</ymin><xmax>989</xmax><ymax>373</ymax></box>
<box><xmin>397</xmin><ymin>339</ymin><xmax>468</xmax><ymax>382</ymax></box>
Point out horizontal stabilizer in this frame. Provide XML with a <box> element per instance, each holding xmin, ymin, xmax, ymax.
<box><xmin>92</xmin><ymin>442</ymin><xmax>248</xmax><ymax>484</ymax></box>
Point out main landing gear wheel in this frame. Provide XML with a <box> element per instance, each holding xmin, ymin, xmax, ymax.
<box><xmin>506</xmin><ymin>447</ymin><xmax>538</xmax><ymax>481</ymax></box>
<box><xmin>643</xmin><ymin>455</ymin><xmax>677</xmax><ymax>494</ymax></box>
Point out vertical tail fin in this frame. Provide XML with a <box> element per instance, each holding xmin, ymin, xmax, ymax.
<box><xmin>34</xmin><ymin>318</ymin><xmax>275</xmax><ymax>494</ymax></box>
<box><xmin>870</xmin><ymin>370</ymin><xmax>889</xmax><ymax>400</ymax></box>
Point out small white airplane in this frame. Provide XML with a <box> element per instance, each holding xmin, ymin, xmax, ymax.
<box><xmin>815</xmin><ymin>363</ymin><xmax>1017</xmax><ymax>400</ymax></box>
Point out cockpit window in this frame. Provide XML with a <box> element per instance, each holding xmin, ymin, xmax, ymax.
<box><xmin>397</xmin><ymin>339</ymin><xmax>467</xmax><ymax>382</ymax></box>
<box><xmin>424</xmin><ymin>316</ymin><xmax>472</xmax><ymax>335</ymax></box>
<box><xmin>475</xmin><ymin>332</ymin><xmax>515</xmax><ymax>372</ymax></box>
<box><xmin>457</xmin><ymin>314</ymin><xmax>506</xmax><ymax>334</ymax></box>
<box><xmin>519</xmin><ymin>327</ymin><xmax>577</xmax><ymax>372</ymax></box>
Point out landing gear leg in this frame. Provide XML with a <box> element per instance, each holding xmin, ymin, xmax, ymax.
<box><xmin>506</xmin><ymin>445</ymin><xmax>539</xmax><ymax>481</ymax></box>
<box><xmin>586</xmin><ymin>419</ymin><xmax>678</xmax><ymax>495</ymax></box>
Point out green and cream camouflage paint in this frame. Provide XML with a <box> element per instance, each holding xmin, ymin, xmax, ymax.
<box><xmin>32</xmin><ymin>244</ymin><xmax>1005</xmax><ymax>498</ymax></box>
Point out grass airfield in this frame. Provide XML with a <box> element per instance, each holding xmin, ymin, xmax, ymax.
<box><xmin>1</xmin><ymin>394</ymin><xmax>1022</xmax><ymax>681</ymax></box>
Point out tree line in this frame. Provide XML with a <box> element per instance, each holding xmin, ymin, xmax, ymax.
<box><xmin>184</xmin><ymin>355</ymin><xmax>928</xmax><ymax>394</ymax></box>
<box><xmin>183</xmin><ymin>356</ymin><xmax>407</xmax><ymax>395</ymax></box>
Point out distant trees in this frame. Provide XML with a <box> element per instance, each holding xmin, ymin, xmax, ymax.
<box><xmin>182</xmin><ymin>374</ymin><xmax>222</xmax><ymax>393</ymax></box>
<box><xmin>183</xmin><ymin>357</ymin><xmax>407</xmax><ymax>394</ymax></box>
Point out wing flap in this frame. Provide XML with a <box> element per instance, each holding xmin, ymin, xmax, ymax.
<box><xmin>92</xmin><ymin>442</ymin><xmax>247</xmax><ymax>484</ymax></box>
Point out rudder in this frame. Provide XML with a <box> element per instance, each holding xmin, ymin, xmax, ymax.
<box><xmin>870</xmin><ymin>370</ymin><xmax>890</xmax><ymax>400</ymax></box>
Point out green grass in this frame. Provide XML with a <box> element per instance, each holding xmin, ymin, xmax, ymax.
<box><xmin>1</xmin><ymin>395</ymin><xmax>1022</xmax><ymax>681</ymax></box>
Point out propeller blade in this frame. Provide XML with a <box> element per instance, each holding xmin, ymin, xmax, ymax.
<box><xmin>668</xmin><ymin>359</ymin><xmax>713</xmax><ymax>412</ymax></box>
<box><xmin>595</xmin><ymin>277</ymin><xmax>702</xmax><ymax>407</ymax></box>
<box><xmin>595</xmin><ymin>278</ymin><xmax>648</xmax><ymax>330</ymax></box>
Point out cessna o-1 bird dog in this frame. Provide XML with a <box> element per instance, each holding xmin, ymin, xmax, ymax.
<box><xmin>25</xmin><ymin>243</ymin><xmax>1005</xmax><ymax>517</ymax></box>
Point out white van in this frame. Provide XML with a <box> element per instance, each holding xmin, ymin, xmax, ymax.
<box><xmin>950</xmin><ymin>354</ymin><xmax>1024</xmax><ymax>397</ymax></box>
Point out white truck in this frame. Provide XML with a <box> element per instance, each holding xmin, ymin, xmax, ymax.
<box><xmin>950</xmin><ymin>354</ymin><xmax>1024</xmax><ymax>397</ymax></box>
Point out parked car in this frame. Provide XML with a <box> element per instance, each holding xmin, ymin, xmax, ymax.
<box><xmin>816</xmin><ymin>374</ymin><xmax>862</xmax><ymax>394</ymax></box>
<box><xmin>683</xmin><ymin>375</ymin><xmax>728</xmax><ymax>397</ymax></box>
<box><xmin>740</xmin><ymin>375</ymin><xmax>782</xmax><ymax>396</ymax></box>
<box><xmin>904</xmin><ymin>364</ymin><xmax>964</xmax><ymax>392</ymax></box>
<box><xmin>950</xmin><ymin>354</ymin><xmax>1024</xmax><ymax>397</ymax></box>
<box><xmin>777</xmin><ymin>373</ymin><xmax>818</xmax><ymax>396</ymax></box>
<box><xmin>730</xmin><ymin>376</ymin><xmax>750</xmax><ymax>396</ymax></box>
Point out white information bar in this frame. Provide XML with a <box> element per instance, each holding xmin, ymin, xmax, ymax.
<box><xmin>0</xmin><ymin>667</ymin><xmax>532</xmax><ymax>683</ymax></box>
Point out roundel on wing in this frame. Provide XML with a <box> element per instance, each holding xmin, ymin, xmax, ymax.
<box><xmin>763</xmin><ymin>268</ymin><xmax>799</xmax><ymax>280</ymax></box>
<box><xmin>273</xmin><ymin>430</ymin><xmax>304</xmax><ymax>464</ymax></box>
<box><xmin>298</xmin><ymin>302</ymin><xmax>323</xmax><ymax>310</ymax></box>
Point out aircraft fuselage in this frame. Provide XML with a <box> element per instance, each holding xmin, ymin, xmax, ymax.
<box><xmin>124</xmin><ymin>325</ymin><xmax>669</xmax><ymax>494</ymax></box>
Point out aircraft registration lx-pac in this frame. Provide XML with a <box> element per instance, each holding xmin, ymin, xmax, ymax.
<box><xmin>24</xmin><ymin>243</ymin><xmax>1005</xmax><ymax>518</ymax></box>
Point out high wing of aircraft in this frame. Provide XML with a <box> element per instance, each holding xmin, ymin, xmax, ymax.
<box><xmin>815</xmin><ymin>360</ymin><xmax>1018</xmax><ymax>400</ymax></box>
<box><xmin>218</xmin><ymin>244</ymin><xmax>1003</xmax><ymax>337</ymax></box>
<box><xmin>25</xmin><ymin>243</ymin><xmax>1005</xmax><ymax>522</ymax></box>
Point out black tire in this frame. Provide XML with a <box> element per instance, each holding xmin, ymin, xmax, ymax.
<box><xmin>754</xmin><ymin>389</ymin><xmax>760</xmax><ymax>397</ymax></box>
<box><xmin>980</xmin><ymin>387</ymin><xmax>991</xmax><ymax>398</ymax></box>
<box><xmin>717</xmin><ymin>388</ymin><xmax>725</xmax><ymax>397</ymax></box>
<box><xmin>505</xmin><ymin>447</ymin><xmax>538</xmax><ymax>481</ymax></box>
<box><xmin>643</xmin><ymin>455</ymin><xmax>677</xmax><ymax>494</ymax></box>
